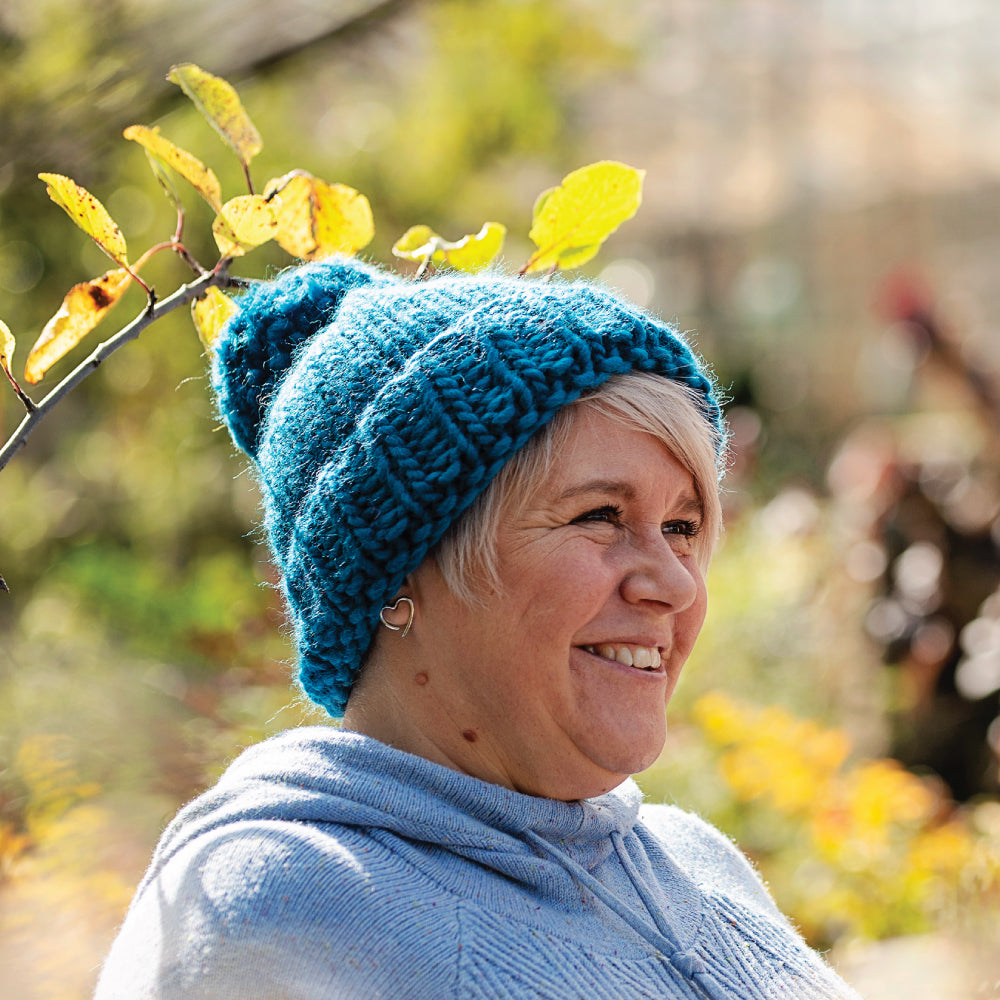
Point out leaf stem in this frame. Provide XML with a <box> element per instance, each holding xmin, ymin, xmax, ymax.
<box><xmin>124</xmin><ymin>263</ymin><xmax>154</xmax><ymax>298</ymax></box>
<box><xmin>0</xmin><ymin>268</ymin><xmax>239</xmax><ymax>473</ymax></box>
<box><xmin>171</xmin><ymin>209</ymin><xmax>205</xmax><ymax>275</ymax></box>
<box><xmin>173</xmin><ymin>203</ymin><xmax>185</xmax><ymax>244</ymax></box>
<box><xmin>2</xmin><ymin>365</ymin><xmax>37</xmax><ymax>414</ymax></box>
<box><xmin>241</xmin><ymin>160</ymin><xmax>255</xmax><ymax>196</ymax></box>
<box><xmin>135</xmin><ymin>240</ymin><xmax>207</xmax><ymax>277</ymax></box>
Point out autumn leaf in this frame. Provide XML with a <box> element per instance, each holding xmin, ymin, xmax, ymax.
<box><xmin>392</xmin><ymin>222</ymin><xmax>505</xmax><ymax>272</ymax></box>
<box><xmin>524</xmin><ymin>161</ymin><xmax>644</xmax><ymax>274</ymax></box>
<box><xmin>264</xmin><ymin>171</ymin><xmax>373</xmax><ymax>259</ymax></box>
<box><xmin>0</xmin><ymin>319</ymin><xmax>34</xmax><ymax>412</ymax></box>
<box><xmin>24</xmin><ymin>269</ymin><xmax>132</xmax><ymax>384</ymax></box>
<box><xmin>392</xmin><ymin>225</ymin><xmax>439</xmax><ymax>261</ymax></box>
<box><xmin>191</xmin><ymin>286</ymin><xmax>237</xmax><ymax>352</ymax></box>
<box><xmin>441</xmin><ymin>223</ymin><xmax>506</xmax><ymax>271</ymax></box>
<box><xmin>124</xmin><ymin>124</ymin><xmax>223</xmax><ymax>212</ymax></box>
<box><xmin>212</xmin><ymin>195</ymin><xmax>277</xmax><ymax>257</ymax></box>
<box><xmin>168</xmin><ymin>63</ymin><xmax>262</xmax><ymax>167</ymax></box>
<box><xmin>142</xmin><ymin>149</ymin><xmax>183</xmax><ymax>214</ymax></box>
<box><xmin>1</xmin><ymin>320</ymin><xmax>17</xmax><ymax>386</ymax></box>
<box><xmin>38</xmin><ymin>173</ymin><xmax>129</xmax><ymax>269</ymax></box>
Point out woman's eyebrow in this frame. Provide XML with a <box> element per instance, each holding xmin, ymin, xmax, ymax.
<box><xmin>555</xmin><ymin>480</ymin><xmax>704</xmax><ymax>518</ymax></box>
<box><xmin>674</xmin><ymin>493</ymin><xmax>705</xmax><ymax>519</ymax></box>
<box><xmin>556</xmin><ymin>479</ymin><xmax>638</xmax><ymax>502</ymax></box>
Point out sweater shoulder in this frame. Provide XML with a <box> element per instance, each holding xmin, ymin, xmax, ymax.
<box><xmin>638</xmin><ymin>803</ymin><xmax>785</xmax><ymax>920</ymax></box>
<box><xmin>96</xmin><ymin>813</ymin><xmax>459</xmax><ymax>999</ymax></box>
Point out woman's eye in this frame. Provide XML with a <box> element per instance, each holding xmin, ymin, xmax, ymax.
<box><xmin>663</xmin><ymin>519</ymin><xmax>700</xmax><ymax>538</ymax></box>
<box><xmin>572</xmin><ymin>504</ymin><xmax>623</xmax><ymax>525</ymax></box>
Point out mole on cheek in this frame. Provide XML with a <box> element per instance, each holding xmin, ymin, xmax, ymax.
<box><xmin>462</xmin><ymin>729</ymin><xmax>478</xmax><ymax>743</ymax></box>
<box><xmin>414</xmin><ymin>672</ymin><xmax>429</xmax><ymax>686</ymax></box>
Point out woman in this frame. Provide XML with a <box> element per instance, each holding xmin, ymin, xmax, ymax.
<box><xmin>96</xmin><ymin>258</ymin><xmax>860</xmax><ymax>999</ymax></box>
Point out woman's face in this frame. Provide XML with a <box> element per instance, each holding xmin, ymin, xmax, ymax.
<box><xmin>361</xmin><ymin>406</ymin><xmax>709</xmax><ymax>800</ymax></box>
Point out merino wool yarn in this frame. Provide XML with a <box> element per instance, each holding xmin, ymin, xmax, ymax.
<box><xmin>212</xmin><ymin>257</ymin><xmax>722</xmax><ymax>717</ymax></box>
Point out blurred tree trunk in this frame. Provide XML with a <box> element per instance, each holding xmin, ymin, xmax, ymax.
<box><xmin>0</xmin><ymin>0</ymin><xmax>420</xmax><ymax>184</ymax></box>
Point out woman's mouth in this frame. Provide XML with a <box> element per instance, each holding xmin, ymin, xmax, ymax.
<box><xmin>580</xmin><ymin>644</ymin><xmax>662</xmax><ymax>671</ymax></box>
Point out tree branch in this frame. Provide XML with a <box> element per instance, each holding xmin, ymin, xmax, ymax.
<box><xmin>226</xmin><ymin>0</ymin><xmax>423</xmax><ymax>80</ymax></box>
<box><xmin>0</xmin><ymin>268</ymin><xmax>241</xmax><ymax>472</ymax></box>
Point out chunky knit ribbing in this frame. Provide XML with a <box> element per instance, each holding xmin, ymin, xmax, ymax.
<box><xmin>211</xmin><ymin>258</ymin><xmax>724</xmax><ymax>716</ymax></box>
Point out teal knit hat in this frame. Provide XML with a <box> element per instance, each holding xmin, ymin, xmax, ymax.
<box><xmin>212</xmin><ymin>257</ymin><xmax>722</xmax><ymax>717</ymax></box>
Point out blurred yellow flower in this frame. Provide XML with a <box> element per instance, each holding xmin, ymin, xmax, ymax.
<box><xmin>691</xmin><ymin>691</ymin><xmax>1000</xmax><ymax>945</ymax></box>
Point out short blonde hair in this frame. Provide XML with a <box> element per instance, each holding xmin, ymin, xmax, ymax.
<box><xmin>436</xmin><ymin>372</ymin><xmax>726</xmax><ymax>603</ymax></box>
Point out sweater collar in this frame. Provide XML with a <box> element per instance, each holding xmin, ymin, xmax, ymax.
<box><xmin>224</xmin><ymin>726</ymin><xmax>643</xmax><ymax>851</ymax></box>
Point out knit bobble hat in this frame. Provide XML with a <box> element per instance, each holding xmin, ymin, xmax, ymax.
<box><xmin>212</xmin><ymin>257</ymin><xmax>723</xmax><ymax>717</ymax></box>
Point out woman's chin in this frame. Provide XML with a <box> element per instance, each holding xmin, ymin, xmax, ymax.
<box><xmin>558</xmin><ymin>717</ymin><xmax>667</xmax><ymax>798</ymax></box>
<box><xmin>576</xmin><ymin>685</ymin><xmax>669</xmax><ymax>758</ymax></box>
<box><xmin>597</xmin><ymin>734</ymin><xmax>666</xmax><ymax>781</ymax></box>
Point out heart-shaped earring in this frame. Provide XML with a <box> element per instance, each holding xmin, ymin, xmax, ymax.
<box><xmin>379</xmin><ymin>596</ymin><xmax>415</xmax><ymax>638</ymax></box>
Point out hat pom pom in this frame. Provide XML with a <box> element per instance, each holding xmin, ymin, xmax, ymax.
<box><xmin>212</xmin><ymin>256</ymin><xmax>393</xmax><ymax>458</ymax></box>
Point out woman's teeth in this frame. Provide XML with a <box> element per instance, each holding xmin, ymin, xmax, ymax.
<box><xmin>582</xmin><ymin>645</ymin><xmax>662</xmax><ymax>670</ymax></box>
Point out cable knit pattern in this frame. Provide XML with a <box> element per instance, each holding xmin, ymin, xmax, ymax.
<box><xmin>210</xmin><ymin>258</ymin><xmax>724</xmax><ymax>716</ymax></box>
<box><xmin>95</xmin><ymin>728</ymin><xmax>862</xmax><ymax>1000</ymax></box>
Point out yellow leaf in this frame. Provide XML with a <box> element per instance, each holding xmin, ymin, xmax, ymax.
<box><xmin>212</xmin><ymin>195</ymin><xmax>277</xmax><ymax>257</ymax></box>
<box><xmin>443</xmin><ymin>222</ymin><xmax>506</xmax><ymax>272</ymax></box>
<box><xmin>168</xmin><ymin>63</ymin><xmax>262</xmax><ymax>166</ymax></box>
<box><xmin>142</xmin><ymin>149</ymin><xmax>183</xmax><ymax>212</ymax></box>
<box><xmin>24</xmin><ymin>269</ymin><xmax>132</xmax><ymax>384</ymax></box>
<box><xmin>543</xmin><ymin>242</ymin><xmax>602</xmax><ymax>271</ymax></box>
<box><xmin>525</xmin><ymin>161</ymin><xmax>644</xmax><ymax>274</ymax></box>
<box><xmin>265</xmin><ymin>172</ymin><xmax>374</xmax><ymax>260</ymax></box>
<box><xmin>191</xmin><ymin>286</ymin><xmax>237</xmax><ymax>352</ymax></box>
<box><xmin>391</xmin><ymin>225</ymin><xmax>440</xmax><ymax>262</ymax></box>
<box><xmin>532</xmin><ymin>186</ymin><xmax>557</xmax><ymax>220</ymax></box>
<box><xmin>124</xmin><ymin>124</ymin><xmax>223</xmax><ymax>212</ymax></box>
<box><xmin>38</xmin><ymin>173</ymin><xmax>129</xmax><ymax>268</ymax></box>
<box><xmin>0</xmin><ymin>319</ymin><xmax>15</xmax><ymax>383</ymax></box>
<box><xmin>391</xmin><ymin>222</ymin><xmax>505</xmax><ymax>272</ymax></box>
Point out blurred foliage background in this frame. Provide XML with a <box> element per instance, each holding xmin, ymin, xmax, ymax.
<box><xmin>1</xmin><ymin>0</ymin><xmax>1000</xmax><ymax>996</ymax></box>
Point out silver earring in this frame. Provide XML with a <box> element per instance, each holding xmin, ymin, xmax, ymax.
<box><xmin>379</xmin><ymin>596</ymin><xmax>414</xmax><ymax>638</ymax></box>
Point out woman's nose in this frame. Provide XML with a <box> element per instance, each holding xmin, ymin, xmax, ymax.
<box><xmin>618</xmin><ymin>529</ymin><xmax>700</xmax><ymax>612</ymax></box>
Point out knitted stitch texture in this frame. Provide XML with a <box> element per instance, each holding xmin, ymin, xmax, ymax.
<box><xmin>212</xmin><ymin>258</ymin><xmax>723</xmax><ymax>716</ymax></box>
<box><xmin>94</xmin><ymin>728</ymin><xmax>862</xmax><ymax>1000</ymax></box>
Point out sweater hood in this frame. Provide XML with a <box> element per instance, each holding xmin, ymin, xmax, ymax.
<box><xmin>142</xmin><ymin>726</ymin><xmax>643</xmax><ymax>889</ymax></box>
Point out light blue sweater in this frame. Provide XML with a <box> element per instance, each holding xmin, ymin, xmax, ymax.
<box><xmin>95</xmin><ymin>728</ymin><xmax>860</xmax><ymax>999</ymax></box>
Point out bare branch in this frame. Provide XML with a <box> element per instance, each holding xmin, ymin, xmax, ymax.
<box><xmin>0</xmin><ymin>268</ymin><xmax>242</xmax><ymax>472</ymax></box>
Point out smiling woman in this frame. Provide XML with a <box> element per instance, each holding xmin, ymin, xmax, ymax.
<box><xmin>346</xmin><ymin>399</ymin><xmax>712</xmax><ymax>800</ymax></box>
<box><xmin>94</xmin><ymin>258</ymin><xmax>861</xmax><ymax>999</ymax></box>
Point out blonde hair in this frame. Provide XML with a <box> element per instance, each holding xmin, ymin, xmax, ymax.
<box><xmin>436</xmin><ymin>372</ymin><xmax>725</xmax><ymax>604</ymax></box>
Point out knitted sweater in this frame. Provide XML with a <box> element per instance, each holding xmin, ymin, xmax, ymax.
<box><xmin>95</xmin><ymin>728</ymin><xmax>861</xmax><ymax>1000</ymax></box>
